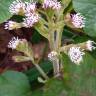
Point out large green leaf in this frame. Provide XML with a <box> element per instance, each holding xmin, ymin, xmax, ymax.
<box><xmin>73</xmin><ymin>0</ymin><xmax>96</xmax><ymax>37</ymax></box>
<box><xmin>62</xmin><ymin>52</ymin><xmax>96</xmax><ymax>96</ymax></box>
<box><xmin>0</xmin><ymin>71</ymin><xmax>32</xmax><ymax>96</ymax></box>
<box><xmin>42</xmin><ymin>78</ymin><xmax>68</xmax><ymax>96</ymax></box>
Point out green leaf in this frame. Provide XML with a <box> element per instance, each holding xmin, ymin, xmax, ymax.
<box><xmin>0</xmin><ymin>0</ymin><xmax>14</xmax><ymax>23</ymax></box>
<box><xmin>62</xmin><ymin>52</ymin><xmax>96</xmax><ymax>96</ymax></box>
<box><xmin>73</xmin><ymin>0</ymin><xmax>96</xmax><ymax>37</ymax></box>
<box><xmin>43</xmin><ymin>78</ymin><xmax>68</xmax><ymax>96</ymax></box>
<box><xmin>0</xmin><ymin>71</ymin><xmax>32</xmax><ymax>96</ymax></box>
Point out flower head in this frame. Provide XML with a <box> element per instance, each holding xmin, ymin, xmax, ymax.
<box><xmin>86</xmin><ymin>40</ymin><xmax>96</xmax><ymax>51</ymax></box>
<box><xmin>43</xmin><ymin>0</ymin><xmax>61</xmax><ymax>10</ymax></box>
<box><xmin>23</xmin><ymin>13</ymin><xmax>40</xmax><ymax>28</ymax></box>
<box><xmin>48</xmin><ymin>51</ymin><xmax>58</xmax><ymax>61</ymax></box>
<box><xmin>9</xmin><ymin>0</ymin><xmax>26</xmax><ymax>15</ymax></box>
<box><xmin>68</xmin><ymin>47</ymin><xmax>85</xmax><ymax>65</ymax></box>
<box><xmin>71</xmin><ymin>13</ymin><xmax>85</xmax><ymax>28</ymax></box>
<box><xmin>5</xmin><ymin>21</ymin><xmax>21</xmax><ymax>30</ymax></box>
<box><xmin>25</xmin><ymin>2</ymin><xmax>36</xmax><ymax>13</ymax></box>
<box><xmin>8</xmin><ymin>37</ymin><xmax>20</xmax><ymax>49</ymax></box>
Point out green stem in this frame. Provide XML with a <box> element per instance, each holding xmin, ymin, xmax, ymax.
<box><xmin>33</xmin><ymin>63</ymin><xmax>49</xmax><ymax>80</ymax></box>
<box><xmin>30</xmin><ymin>57</ymin><xmax>49</xmax><ymax>80</ymax></box>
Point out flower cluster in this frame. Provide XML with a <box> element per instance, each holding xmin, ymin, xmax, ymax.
<box><xmin>23</xmin><ymin>13</ymin><xmax>40</xmax><ymax>28</ymax></box>
<box><xmin>43</xmin><ymin>0</ymin><xmax>61</xmax><ymax>10</ymax></box>
<box><xmin>71</xmin><ymin>13</ymin><xmax>85</xmax><ymax>28</ymax></box>
<box><xmin>5</xmin><ymin>0</ymin><xmax>40</xmax><ymax>30</ymax></box>
<box><xmin>68</xmin><ymin>47</ymin><xmax>85</xmax><ymax>65</ymax></box>
<box><xmin>8</xmin><ymin>37</ymin><xmax>21</xmax><ymax>49</ymax></box>
<box><xmin>86</xmin><ymin>40</ymin><xmax>96</xmax><ymax>51</ymax></box>
<box><xmin>48</xmin><ymin>51</ymin><xmax>58</xmax><ymax>61</ymax></box>
<box><xmin>9</xmin><ymin>0</ymin><xmax>26</xmax><ymax>15</ymax></box>
<box><xmin>25</xmin><ymin>2</ymin><xmax>36</xmax><ymax>13</ymax></box>
<box><xmin>5</xmin><ymin>21</ymin><xmax>21</xmax><ymax>30</ymax></box>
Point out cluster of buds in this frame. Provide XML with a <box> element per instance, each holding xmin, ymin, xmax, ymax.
<box><xmin>43</xmin><ymin>0</ymin><xmax>61</xmax><ymax>10</ymax></box>
<box><xmin>5</xmin><ymin>21</ymin><xmax>22</xmax><ymax>30</ymax></box>
<box><xmin>86</xmin><ymin>40</ymin><xmax>96</xmax><ymax>51</ymax></box>
<box><xmin>48</xmin><ymin>51</ymin><xmax>58</xmax><ymax>61</ymax></box>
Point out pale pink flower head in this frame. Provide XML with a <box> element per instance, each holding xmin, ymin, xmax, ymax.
<box><xmin>23</xmin><ymin>13</ymin><xmax>40</xmax><ymax>28</ymax></box>
<box><xmin>86</xmin><ymin>40</ymin><xmax>96</xmax><ymax>51</ymax></box>
<box><xmin>43</xmin><ymin>0</ymin><xmax>61</xmax><ymax>10</ymax></box>
<box><xmin>8</xmin><ymin>37</ymin><xmax>21</xmax><ymax>49</ymax></box>
<box><xmin>25</xmin><ymin>2</ymin><xmax>36</xmax><ymax>13</ymax></box>
<box><xmin>48</xmin><ymin>51</ymin><xmax>58</xmax><ymax>61</ymax></box>
<box><xmin>68</xmin><ymin>47</ymin><xmax>85</xmax><ymax>65</ymax></box>
<box><xmin>71</xmin><ymin>13</ymin><xmax>85</xmax><ymax>28</ymax></box>
<box><xmin>9</xmin><ymin>0</ymin><xmax>26</xmax><ymax>15</ymax></box>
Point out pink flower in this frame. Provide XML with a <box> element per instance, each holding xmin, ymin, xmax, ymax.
<box><xmin>43</xmin><ymin>0</ymin><xmax>61</xmax><ymax>10</ymax></box>
<box><xmin>23</xmin><ymin>13</ymin><xmax>40</xmax><ymax>28</ymax></box>
<box><xmin>8</xmin><ymin>37</ymin><xmax>20</xmax><ymax>49</ymax></box>
<box><xmin>71</xmin><ymin>13</ymin><xmax>85</xmax><ymax>28</ymax></box>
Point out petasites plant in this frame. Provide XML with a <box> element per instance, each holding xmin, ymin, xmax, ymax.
<box><xmin>5</xmin><ymin>0</ymin><xmax>96</xmax><ymax>80</ymax></box>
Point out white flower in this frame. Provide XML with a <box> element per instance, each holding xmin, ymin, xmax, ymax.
<box><xmin>9</xmin><ymin>0</ymin><xmax>26</xmax><ymax>15</ymax></box>
<box><xmin>48</xmin><ymin>51</ymin><xmax>58</xmax><ymax>61</ymax></box>
<box><xmin>8</xmin><ymin>37</ymin><xmax>20</xmax><ymax>49</ymax></box>
<box><xmin>71</xmin><ymin>13</ymin><xmax>85</xmax><ymax>28</ymax></box>
<box><xmin>68</xmin><ymin>47</ymin><xmax>85</xmax><ymax>65</ymax></box>
<box><xmin>25</xmin><ymin>2</ymin><xmax>36</xmax><ymax>13</ymax></box>
<box><xmin>5</xmin><ymin>21</ymin><xmax>21</xmax><ymax>30</ymax></box>
<box><xmin>23</xmin><ymin>13</ymin><xmax>40</xmax><ymax>28</ymax></box>
<box><xmin>86</xmin><ymin>40</ymin><xmax>96</xmax><ymax>51</ymax></box>
<box><xmin>43</xmin><ymin>0</ymin><xmax>61</xmax><ymax>10</ymax></box>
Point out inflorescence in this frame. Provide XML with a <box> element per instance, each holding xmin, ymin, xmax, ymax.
<box><xmin>86</xmin><ymin>40</ymin><xmax>96</xmax><ymax>51</ymax></box>
<box><xmin>43</xmin><ymin>0</ymin><xmax>61</xmax><ymax>10</ymax></box>
<box><xmin>8</xmin><ymin>37</ymin><xmax>21</xmax><ymax>49</ymax></box>
<box><xmin>71</xmin><ymin>13</ymin><xmax>85</xmax><ymax>28</ymax></box>
<box><xmin>48</xmin><ymin>51</ymin><xmax>58</xmax><ymax>61</ymax></box>
<box><xmin>68</xmin><ymin>47</ymin><xmax>85</xmax><ymax>65</ymax></box>
<box><xmin>5</xmin><ymin>0</ymin><xmax>62</xmax><ymax>30</ymax></box>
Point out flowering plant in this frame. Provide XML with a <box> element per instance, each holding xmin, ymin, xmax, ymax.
<box><xmin>0</xmin><ymin>0</ymin><xmax>96</xmax><ymax>95</ymax></box>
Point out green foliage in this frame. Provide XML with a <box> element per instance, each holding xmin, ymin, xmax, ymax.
<box><xmin>42</xmin><ymin>78</ymin><xmax>68</xmax><ymax>96</ymax></box>
<box><xmin>62</xmin><ymin>52</ymin><xmax>96</xmax><ymax>96</ymax></box>
<box><xmin>0</xmin><ymin>0</ymin><xmax>14</xmax><ymax>23</ymax></box>
<box><xmin>31</xmin><ymin>52</ymin><xmax>96</xmax><ymax>96</ymax></box>
<box><xmin>25</xmin><ymin>60</ymin><xmax>53</xmax><ymax>82</ymax></box>
<box><xmin>0</xmin><ymin>71</ymin><xmax>32</xmax><ymax>96</ymax></box>
<box><xmin>73</xmin><ymin>0</ymin><xmax>96</xmax><ymax>37</ymax></box>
